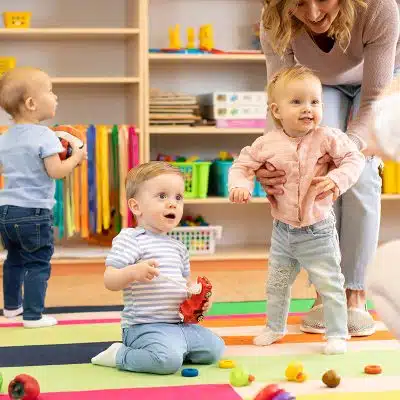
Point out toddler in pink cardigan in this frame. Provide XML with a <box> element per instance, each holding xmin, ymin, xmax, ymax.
<box><xmin>228</xmin><ymin>66</ymin><xmax>366</xmax><ymax>354</ymax></box>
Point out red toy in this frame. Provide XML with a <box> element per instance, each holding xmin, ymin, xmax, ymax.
<box><xmin>8</xmin><ymin>374</ymin><xmax>40</xmax><ymax>400</ymax></box>
<box><xmin>254</xmin><ymin>384</ymin><xmax>296</xmax><ymax>400</ymax></box>
<box><xmin>179</xmin><ymin>276</ymin><xmax>212</xmax><ymax>323</ymax></box>
<box><xmin>53</xmin><ymin>125</ymin><xmax>84</xmax><ymax>160</ymax></box>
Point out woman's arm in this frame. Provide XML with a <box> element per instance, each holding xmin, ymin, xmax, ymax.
<box><xmin>346</xmin><ymin>0</ymin><xmax>399</xmax><ymax>149</ymax></box>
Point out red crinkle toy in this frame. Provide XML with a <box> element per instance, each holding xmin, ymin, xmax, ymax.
<box><xmin>179</xmin><ymin>276</ymin><xmax>212</xmax><ymax>323</ymax></box>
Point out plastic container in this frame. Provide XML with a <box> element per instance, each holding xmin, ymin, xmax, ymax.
<box><xmin>0</xmin><ymin>57</ymin><xmax>16</xmax><ymax>75</ymax></box>
<box><xmin>210</xmin><ymin>160</ymin><xmax>266</xmax><ymax>197</ymax></box>
<box><xmin>171</xmin><ymin>161</ymin><xmax>211</xmax><ymax>198</ymax></box>
<box><xmin>3</xmin><ymin>12</ymin><xmax>32</xmax><ymax>28</ymax></box>
<box><xmin>167</xmin><ymin>225</ymin><xmax>223</xmax><ymax>255</ymax></box>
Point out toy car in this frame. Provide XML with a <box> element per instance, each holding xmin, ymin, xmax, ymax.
<box><xmin>179</xmin><ymin>276</ymin><xmax>212</xmax><ymax>323</ymax></box>
<box><xmin>53</xmin><ymin>125</ymin><xmax>84</xmax><ymax>160</ymax></box>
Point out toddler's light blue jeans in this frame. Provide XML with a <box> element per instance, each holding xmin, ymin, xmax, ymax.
<box><xmin>267</xmin><ymin>213</ymin><xmax>348</xmax><ymax>339</ymax></box>
<box><xmin>116</xmin><ymin>322</ymin><xmax>225</xmax><ymax>375</ymax></box>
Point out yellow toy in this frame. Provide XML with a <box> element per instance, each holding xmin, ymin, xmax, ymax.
<box><xmin>199</xmin><ymin>24</ymin><xmax>214</xmax><ymax>51</ymax></box>
<box><xmin>187</xmin><ymin>27</ymin><xmax>196</xmax><ymax>49</ymax></box>
<box><xmin>285</xmin><ymin>361</ymin><xmax>307</xmax><ymax>382</ymax></box>
<box><xmin>168</xmin><ymin>24</ymin><xmax>181</xmax><ymax>50</ymax></box>
<box><xmin>218</xmin><ymin>359</ymin><xmax>236</xmax><ymax>369</ymax></box>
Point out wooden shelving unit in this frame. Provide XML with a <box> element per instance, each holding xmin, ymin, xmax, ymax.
<box><xmin>149</xmin><ymin>126</ymin><xmax>264</xmax><ymax>135</ymax></box>
<box><xmin>149</xmin><ymin>53</ymin><xmax>265</xmax><ymax>62</ymax></box>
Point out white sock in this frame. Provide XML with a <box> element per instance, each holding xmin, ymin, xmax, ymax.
<box><xmin>23</xmin><ymin>315</ymin><xmax>58</xmax><ymax>328</ymax></box>
<box><xmin>324</xmin><ymin>338</ymin><xmax>347</xmax><ymax>355</ymax></box>
<box><xmin>253</xmin><ymin>327</ymin><xmax>284</xmax><ymax>346</ymax></box>
<box><xmin>3</xmin><ymin>306</ymin><xmax>23</xmax><ymax>318</ymax></box>
<box><xmin>91</xmin><ymin>343</ymin><xmax>122</xmax><ymax>368</ymax></box>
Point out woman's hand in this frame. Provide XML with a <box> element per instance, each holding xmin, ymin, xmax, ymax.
<box><xmin>255</xmin><ymin>162</ymin><xmax>286</xmax><ymax>207</ymax></box>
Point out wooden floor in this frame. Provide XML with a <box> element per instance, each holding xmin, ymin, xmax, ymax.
<box><xmin>0</xmin><ymin>258</ymin><xmax>315</xmax><ymax>308</ymax></box>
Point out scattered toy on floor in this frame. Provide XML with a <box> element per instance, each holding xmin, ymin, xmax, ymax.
<box><xmin>254</xmin><ymin>384</ymin><xmax>296</xmax><ymax>399</ymax></box>
<box><xmin>181</xmin><ymin>368</ymin><xmax>199</xmax><ymax>377</ymax></box>
<box><xmin>229</xmin><ymin>366</ymin><xmax>255</xmax><ymax>387</ymax></box>
<box><xmin>218</xmin><ymin>359</ymin><xmax>236</xmax><ymax>369</ymax></box>
<box><xmin>285</xmin><ymin>361</ymin><xmax>307</xmax><ymax>382</ymax></box>
<box><xmin>364</xmin><ymin>365</ymin><xmax>382</xmax><ymax>375</ymax></box>
<box><xmin>322</xmin><ymin>369</ymin><xmax>341</xmax><ymax>388</ymax></box>
<box><xmin>0</xmin><ymin>371</ymin><xmax>3</xmax><ymax>392</ymax></box>
<box><xmin>8</xmin><ymin>374</ymin><xmax>40</xmax><ymax>399</ymax></box>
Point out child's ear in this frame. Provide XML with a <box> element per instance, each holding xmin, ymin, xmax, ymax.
<box><xmin>24</xmin><ymin>96</ymin><xmax>36</xmax><ymax>112</ymax></box>
<box><xmin>128</xmin><ymin>198</ymin><xmax>141</xmax><ymax>217</ymax></box>
<box><xmin>269</xmin><ymin>103</ymin><xmax>280</xmax><ymax>120</ymax></box>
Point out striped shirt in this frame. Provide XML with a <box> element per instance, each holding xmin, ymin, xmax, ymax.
<box><xmin>106</xmin><ymin>227</ymin><xmax>190</xmax><ymax>327</ymax></box>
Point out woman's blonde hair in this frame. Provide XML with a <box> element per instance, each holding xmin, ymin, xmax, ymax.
<box><xmin>262</xmin><ymin>0</ymin><xmax>367</xmax><ymax>56</ymax></box>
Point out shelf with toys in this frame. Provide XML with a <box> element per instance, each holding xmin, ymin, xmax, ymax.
<box><xmin>0</xmin><ymin>28</ymin><xmax>140</xmax><ymax>40</ymax></box>
<box><xmin>149</xmin><ymin>127</ymin><xmax>264</xmax><ymax>135</ymax></box>
<box><xmin>149</xmin><ymin>53</ymin><xmax>265</xmax><ymax>62</ymax></box>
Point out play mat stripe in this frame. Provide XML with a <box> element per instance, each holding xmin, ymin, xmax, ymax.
<box><xmin>0</xmin><ymin>384</ymin><xmax>241</xmax><ymax>400</ymax></box>
<box><xmin>0</xmin><ymin>318</ymin><xmax>388</xmax><ymax>348</ymax></box>
<box><xmin>0</xmin><ymin>349</ymin><xmax>400</xmax><ymax>393</ymax></box>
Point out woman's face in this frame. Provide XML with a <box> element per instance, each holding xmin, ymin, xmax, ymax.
<box><xmin>290</xmin><ymin>0</ymin><xmax>341</xmax><ymax>34</ymax></box>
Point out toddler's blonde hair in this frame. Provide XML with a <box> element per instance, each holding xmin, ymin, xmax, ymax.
<box><xmin>267</xmin><ymin>65</ymin><xmax>320</xmax><ymax>127</ymax></box>
<box><xmin>0</xmin><ymin>66</ymin><xmax>45</xmax><ymax>117</ymax></box>
<box><xmin>126</xmin><ymin>161</ymin><xmax>183</xmax><ymax>200</ymax></box>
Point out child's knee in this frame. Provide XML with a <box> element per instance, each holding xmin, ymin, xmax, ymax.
<box><xmin>153</xmin><ymin>350</ymin><xmax>183</xmax><ymax>375</ymax></box>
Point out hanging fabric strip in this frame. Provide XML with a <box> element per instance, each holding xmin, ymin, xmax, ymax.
<box><xmin>118</xmin><ymin>125</ymin><xmax>128</xmax><ymax>229</ymax></box>
<box><xmin>79</xmin><ymin>125</ymin><xmax>89</xmax><ymax>239</ymax></box>
<box><xmin>95</xmin><ymin>125</ymin><xmax>102</xmax><ymax>234</ymax></box>
<box><xmin>87</xmin><ymin>124</ymin><xmax>97</xmax><ymax>235</ymax></box>
<box><xmin>111</xmin><ymin>124</ymin><xmax>121</xmax><ymax>233</ymax></box>
<box><xmin>99</xmin><ymin>125</ymin><xmax>110</xmax><ymax>231</ymax></box>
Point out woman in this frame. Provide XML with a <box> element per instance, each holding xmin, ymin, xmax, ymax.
<box><xmin>257</xmin><ymin>0</ymin><xmax>400</xmax><ymax>336</ymax></box>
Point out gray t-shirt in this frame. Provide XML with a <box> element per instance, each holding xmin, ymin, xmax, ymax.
<box><xmin>0</xmin><ymin>124</ymin><xmax>63</xmax><ymax>210</ymax></box>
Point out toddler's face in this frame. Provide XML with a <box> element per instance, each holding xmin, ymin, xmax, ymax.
<box><xmin>129</xmin><ymin>173</ymin><xmax>185</xmax><ymax>234</ymax></box>
<box><xmin>31</xmin><ymin>72</ymin><xmax>58</xmax><ymax>121</ymax></box>
<box><xmin>271</xmin><ymin>77</ymin><xmax>323</xmax><ymax>137</ymax></box>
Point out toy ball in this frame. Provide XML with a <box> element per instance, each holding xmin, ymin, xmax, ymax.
<box><xmin>53</xmin><ymin>125</ymin><xmax>84</xmax><ymax>161</ymax></box>
<box><xmin>322</xmin><ymin>369</ymin><xmax>341</xmax><ymax>388</ymax></box>
<box><xmin>8</xmin><ymin>374</ymin><xmax>40</xmax><ymax>399</ymax></box>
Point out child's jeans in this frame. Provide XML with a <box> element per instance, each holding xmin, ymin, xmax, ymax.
<box><xmin>267</xmin><ymin>212</ymin><xmax>348</xmax><ymax>339</ymax></box>
<box><xmin>0</xmin><ymin>205</ymin><xmax>54</xmax><ymax>321</ymax></box>
<box><xmin>116</xmin><ymin>322</ymin><xmax>225</xmax><ymax>374</ymax></box>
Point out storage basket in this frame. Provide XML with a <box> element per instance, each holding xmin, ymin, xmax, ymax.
<box><xmin>210</xmin><ymin>160</ymin><xmax>267</xmax><ymax>197</ymax></box>
<box><xmin>171</xmin><ymin>161</ymin><xmax>211</xmax><ymax>198</ymax></box>
<box><xmin>167</xmin><ymin>225</ymin><xmax>223</xmax><ymax>255</ymax></box>
<box><xmin>3</xmin><ymin>12</ymin><xmax>32</xmax><ymax>28</ymax></box>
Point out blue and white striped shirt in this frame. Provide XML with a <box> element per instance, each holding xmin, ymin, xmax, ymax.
<box><xmin>106</xmin><ymin>227</ymin><xmax>190</xmax><ymax>327</ymax></box>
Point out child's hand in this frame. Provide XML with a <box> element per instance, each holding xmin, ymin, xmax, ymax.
<box><xmin>202</xmin><ymin>299</ymin><xmax>213</xmax><ymax>313</ymax></box>
<box><xmin>132</xmin><ymin>259</ymin><xmax>160</xmax><ymax>283</ymax></box>
<box><xmin>229</xmin><ymin>188</ymin><xmax>251</xmax><ymax>203</ymax></box>
<box><xmin>312</xmin><ymin>177</ymin><xmax>339</xmax><ymax>201</ymax></box>
<box><xmin>71</xmin><ymin>142</ymin><xmax>88</xmax><ymax>163</ymax></box>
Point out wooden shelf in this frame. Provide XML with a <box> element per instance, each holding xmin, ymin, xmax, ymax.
<box><xmin>51</xmin><ymin>77</ymin><xmax>140</xmax><ymax>84</ymax></box>
<box><xmin>149</xmin><ymin>126</ymin><xmax>264</xmax><ymax>135</ymax></box>
<box><xmin>149</xmin><ymin>53</ymin><xmax>265</xmax><ymax>62</ymax></box>
<box><xmin>186</xmin><ymin>195</ymin><xmax>399</xmax><ymax>204</ymax></box>
<box><xmin>0</xmin><ymin>28</ymin><xmax>140</xmax><ymax>40</ymax></box>
<box><xmin>185</xmin><ymin>196</ymin><xmax>269</xmax><ymax>204</ymax></box>
<box><xmin>191</xmin><ymin>245</ymin><xmax>269</xmax><ymax>261</ymax></box>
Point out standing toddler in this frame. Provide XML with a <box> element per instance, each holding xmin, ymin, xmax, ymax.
<box><xmin>0</xmin><ymin>67</ymin><xmax>87</xmax><ymax>328</ymax></box>
<box><xmin>228</xmin><ymin>66</ymin><xmax>366</xmax><ymax>354</ymax></box>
